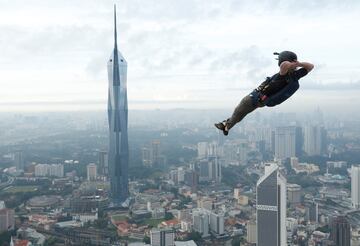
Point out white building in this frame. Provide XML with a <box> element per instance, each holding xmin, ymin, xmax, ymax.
<box><xmin>234</xmin><ymin>188</ymin><xmax>241</xmax><ymax>200</ymax></box>
<box><xmin>0</xmin><ymin>208</ymin><xmax>15</xmax><ymax>232</ymax></box>
<box><xmin>87</xmin><ymin>163</ymin><xmax>97</xmax><ymax>181</ymax></box>
<box><xmin>49</xmin><ymin>164</ymin><xmax>64</xmax><ymax>177</ymax></box>
<box><xmin>34</xmin><ymin>164</ymin><xmax>49</xmax><ymax>177</ymax></box>
<box><xmin>34</xmin><ymin>164</ymin><xmax>63</xmax><ymax>177</ymax></box>
<box><xmin>247</xmin><ymin>221</ymin><xmax>257</xmax><ymax>244</ymax></box>
<box><xmin>197</xmin><ymin>142</ymin><xmax>208</xmax><ymax>159</ymax></box>
<box><xmin>304</xmin><ymin>125</ymin><xmax>326</xmax><ymax>156</ymax></box>
<box><xmin>256</xmin><ymin>163</ymin><xmax>287</xmax><ymax>246</ymax></box>
<box><xmin>209</xmin><ymin>212</ymin><xmax>224</xmax><ymax>235</ymax></box>
<box><xmin>192</xmin><ymin>209</ymin><xmax>209</xmax><ymax>237</ymax></box>
<box><xmin>150</xmin><ymin>228</ymin><xmax>175</xmax><ymax>246</ymax></box>
<box><xmin>352</xmin><ymin>165</ymin><xmax>360</xmax><ymax>209</ymax></box>
<box><xmin>275</xmin><ymin>126</ymin><xmax>301</xmax><ymax>159</ymax></box>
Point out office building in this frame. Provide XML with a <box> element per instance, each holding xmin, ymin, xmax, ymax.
<box><xmin>107</xmin><ymin>5</ymin><xmax>129</xmax><ymax>204</ymax></box>
<box><xmin>34</xmin><ymin>164</ymin><xmax>63</xmax><ymax>177</ymax></box>
<box><xmin>209</xmin><ymin>212</ymin><xmax>224</xmax><ymax>235</ymax></box>
<box><xmin>14</xmin><ymin>149</ymin><xmax>24</xmax><ymax>170</ymax></box>
<box><xmin>98</xmin><ymin>151</ymin><xmax>108</xmax><ymax>176</ymax></box>
<box><xmin>287</xmin><ymin>183</ymin><xmax>302</xmax><ymax>206</ymax></box>
<box><xmin>330</xmin><ymin>216</ymin><xmax>350</xmax><ymax>246</ymax></box>
<box><xmin>306</xmin><ymin>202</ymin><xmax>318</xmax><ymax>223</ymax></box>
<box><xmin>304</xmin><ymin>125</ymin><xmax>327</xmax><ymax>156</ymax></box>
<box><xmin>351</xmin><ymin>166</ymin><xmax>360</xmax><ymax>209</ymax></box>
<box><xmin>275</xmin><ymin>126</ymin><xmax>302</xmax><ymax>159</ymax></box>
<box><xmin>193</xmin><ymin>209</ymin><xmax>209</xmax><ymax>237</ymax></box>
<box><xmin>247</xmin><ymin>221</ymin><xmax>257</xmax><ymax>244</ymax></box>
<box><xmin>87</xmin><ymin>163</ymin><xmax>97</xmax><ymax>181</ymax></box>
<box><xmin>197</xmin><ymin>142</ymin><xmax>208</xmax><ymax>159</ymax></box>
<box><xmin>150</xmin><ymin>228</ymin><xmax>175</xmax><ymax>246</ymax></box>
<box><xmin>256</xmin><ymin>163</ymin><xmax>287</xmax><ymax>246</ymax></box>
<box><xmin>0</xmin><ymin>208</ymin><xmax>15</xmax><ymax>232</ymax></box>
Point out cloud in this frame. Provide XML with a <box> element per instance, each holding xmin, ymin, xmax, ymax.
<box><xmin>0</xmin><ymin>0</ymin><xmax>360</xmax><ymax>111</ymax></box>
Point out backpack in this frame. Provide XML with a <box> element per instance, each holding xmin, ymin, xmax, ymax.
<box><xmin>250</xmin><ymin>73</ymin><xmax>300</xmax><ymax>107</ymax></box>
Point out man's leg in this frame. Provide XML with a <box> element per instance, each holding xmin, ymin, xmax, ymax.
<box><xmin>226</xmin><ymin>94</ymin><xmax>259</xmax><ymax>130</ymax></box>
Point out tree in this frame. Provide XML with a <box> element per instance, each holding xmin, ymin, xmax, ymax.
<box><xmin>165</xmin><ymin>212</ymin><xmax>174</xmax><ymax>220</ymax></box>
<box><xmin>143</xmin><ymin>236</ymin><xmax>150</xmax><ymax>244</ymax></box>
<box><xmin>186</xmin><ymin>231</ymin><xmax>202</xmax><ymax>243</ymax></box>
<box><xmin>231</xmin><ymin>236</ymin><xmax>243</xmax><ymax>246</ymax></box>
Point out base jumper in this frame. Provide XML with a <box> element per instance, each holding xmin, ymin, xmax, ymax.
<box><xmin>215</xmin><ymin>51</ymin><xmax>314</xmax><ymax>136</ymax></box>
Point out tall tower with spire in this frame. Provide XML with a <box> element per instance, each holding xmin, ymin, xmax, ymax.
<box><xmin>107</xmin><ymin>5</ymin><xmax>129</xmax><ymax>205</ymax></box>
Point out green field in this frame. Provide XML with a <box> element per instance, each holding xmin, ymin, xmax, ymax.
<box><xmin>141</xmin><ymin>218</ymin><xmax>165</xmax><ymax>227</ymax></box>
<box><xmin>112</xmin><ymin>214</ymin><xmax>128</xmax><ymax>221</ymax></box>
<box><xmin>4</xmin><ymin>186</ymin><xmax>38</xmax><ymax>193</ymax></box>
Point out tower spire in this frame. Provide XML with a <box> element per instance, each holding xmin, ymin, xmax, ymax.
<box><xmin>114</xmin><ymin>4</ymin><xmax>118</xmax><ymax>50</ymax></box>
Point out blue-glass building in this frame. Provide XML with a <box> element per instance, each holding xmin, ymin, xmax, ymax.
<box><xmin>107</xmin><ymin>5</ymin><xmax>129</xmax><ymax>204</ymax></box>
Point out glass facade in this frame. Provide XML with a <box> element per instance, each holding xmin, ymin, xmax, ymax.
<box><xmin>107</xmin><ymin>6</ymin><xmax>129</xmax><ymax>205</ymax></box>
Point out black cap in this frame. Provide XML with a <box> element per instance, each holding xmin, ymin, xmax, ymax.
<box><xmin>274</xmin><ymin>51</ymin><xmax>297</xmax><ymax>66</ymax></box>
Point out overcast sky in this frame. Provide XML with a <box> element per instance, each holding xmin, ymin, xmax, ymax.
<box><xmin>1</xmin><ymin>0</ymin><xmax>360</xmax><ymax>112</ymax></box>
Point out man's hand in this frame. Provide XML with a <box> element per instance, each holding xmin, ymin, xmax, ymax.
<box><xmin>279</xmin><ymin>61</ymin><xmax>298</xmax><ymax>75</ymax></box>
<box><xmin>296</xmin><ymin>61</ymin><xmax>314</xmax><ymax>72</ymax></box>
<box><xmin>280</xmin><ymin>60</ymin><xmax>314</xmax><ymax>75</ymax></box>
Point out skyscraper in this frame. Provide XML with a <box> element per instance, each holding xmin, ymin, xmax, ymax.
<box><xmin>304</xmin><ymin>125</ymin><xmax>327</xmax><ymax>156</ymax></box>
<box><xmin>209</xmin><ymin>211</ymin><xmax>224</xmax><ymax>235</ymax></box>
<box><xmin>256</xmin><ymin>163</ymin><xmax>287</xmax><ymax>246</ymax></box>
<box><xmin>150</xmin><ymin>228</ymin><xmax>175</xmax><ymax>246</ymax></box>
<box><xmin>87</xmin><ymin>163</ymin><xmax>97</xmax><ymax>181</ymax></box>
<box><xmin>193</xmin><ymin>209</ymin><xmax>210</xmax><ymax>237</ymax></box>
<box><xmin>330</xmin><ymin>216</ymin><xmax>351</xmax><ymax>246</ymax></box>
<box><xmin>14</xmin><ymin>149</ymin><xmax>24</xmax><ymax>170</ymax></box>
<box><xmin>98</xmin><ymin>151</ymin><xmax>108</xmax><ymax>176</ymax></box>
<box><xmin>107</xmin><ymin>5</ymin><xmax>129</xmax><ymax>204</ymax></box>
<box><xmin>274</xmin><ymin>126</ymin><xmax>302</xmax><ymax>159</ymax></box>
<box><xmin>351</xmin><ymin>165</ymin><xmax>360</xmax><ymax>209</ymax></box>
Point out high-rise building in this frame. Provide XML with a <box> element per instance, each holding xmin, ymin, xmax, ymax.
<box><xmin>287</xmin><ymin>183</ymin><xmax>302</xmax><ymax>206</ymax></box>
<box><xmin>256</xmin><ymin>163</ymin><xmax>287</xmax><ymax>246</ymax></box>
<box><xmin>330</xmin><ymin>216</ymin><xmax>350</xmax><ymax>246</ymax></box>
<box><xmin>34</xmin><ymin>164</ymin><xmax>63</xmax><ymax>177</ymax></box>
<box><xmin>184</xmin><ymin>169</ymin><xmax>198</xmax><ymax>191</ymax></box>
<box><xmin>50</xmin><ymin>164</ymin><xmax>64</xmax><ymax>177</ymax></box>
<box><xmin>98</xmin><ymin>151</ymin><xmax>108</xmax><ymax>176</ymax></box>
<box><xmin>150</xmin><ymin>228</ymin><xmax>175</xmax><ymax>246</ymax></box>
<box><xmin>0</xmin><ymin>208</ymin><xmax>15</xmax><ymax>232</ymax></box>
<box><xmin>142</xmin><ymin>147</ymin><xmax>152</xmax><ymax>166</ymax></box>
<box><xmin>87</xmin><ymin>163</ymin><xmax>97</xmax><ymax>181</ymax></box>
<box><xmin>351</xmin><ymin>166</ymin><xmax>360</xmax><ymax>209</ymax></box>
<box><xmin>199</xmin><ymin>160</ymin><xmax>209</xmax><ymax>181</ymax></box>
<box><xmin>234</xmin><ymin>188</ymin><xmax>241</xmax><ymax>200</ymax></box>
<box><xmin>107</xmin><ymin>5</ymin><xmax>129</xmax><ymax>204</ymax></box>
<box><xmin>305</xmin><ymin>201</ymin><xmax>318</xmax><ymax>223</ymax></box>
<box><xmin>246</xmin><ymin>221</ymin><xmax>257</xmax><ymax>244</ymax></box>
<box><xmin>193</xmin><ymin>209</ymin><xmax>209</xmax><ymax>237</ymax></box>
<box><xmin>14</xmin><ymin>149</ymin><xmax>24</xmax><ymax>170</ymax></box>
<box><xmin>275</xmin><ymin>126</ymin><xmax>302</xmax><ymax>159</ymax></box>
<box><xmin>208</xmin><ymin>157</ymin><xmax>221</xmax><ymax>183</ymax></box>
<box><xmin>304</xmin><ymin>125</ymin><xmax>327</xmax><ymax>156</ymax></box>
<box><xmin>209</xmin><ymin>212</ymin><xmax>224</xmax><ymax>235</ymax></box>
<box><xmin>151</xmin><ymin>140</ymin><xmax>161</xmax><ymax>167</ymax></box>
<box><xmin>197</xmin><ymin>142</ymin><xmax>208</xmax><ymax>159</ymax></box>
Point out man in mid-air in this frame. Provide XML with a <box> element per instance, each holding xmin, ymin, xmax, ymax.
<box><xmin>215</xmin><ymin>51</ymin><xmax>314</xmax><ymax>135</ymax></box>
